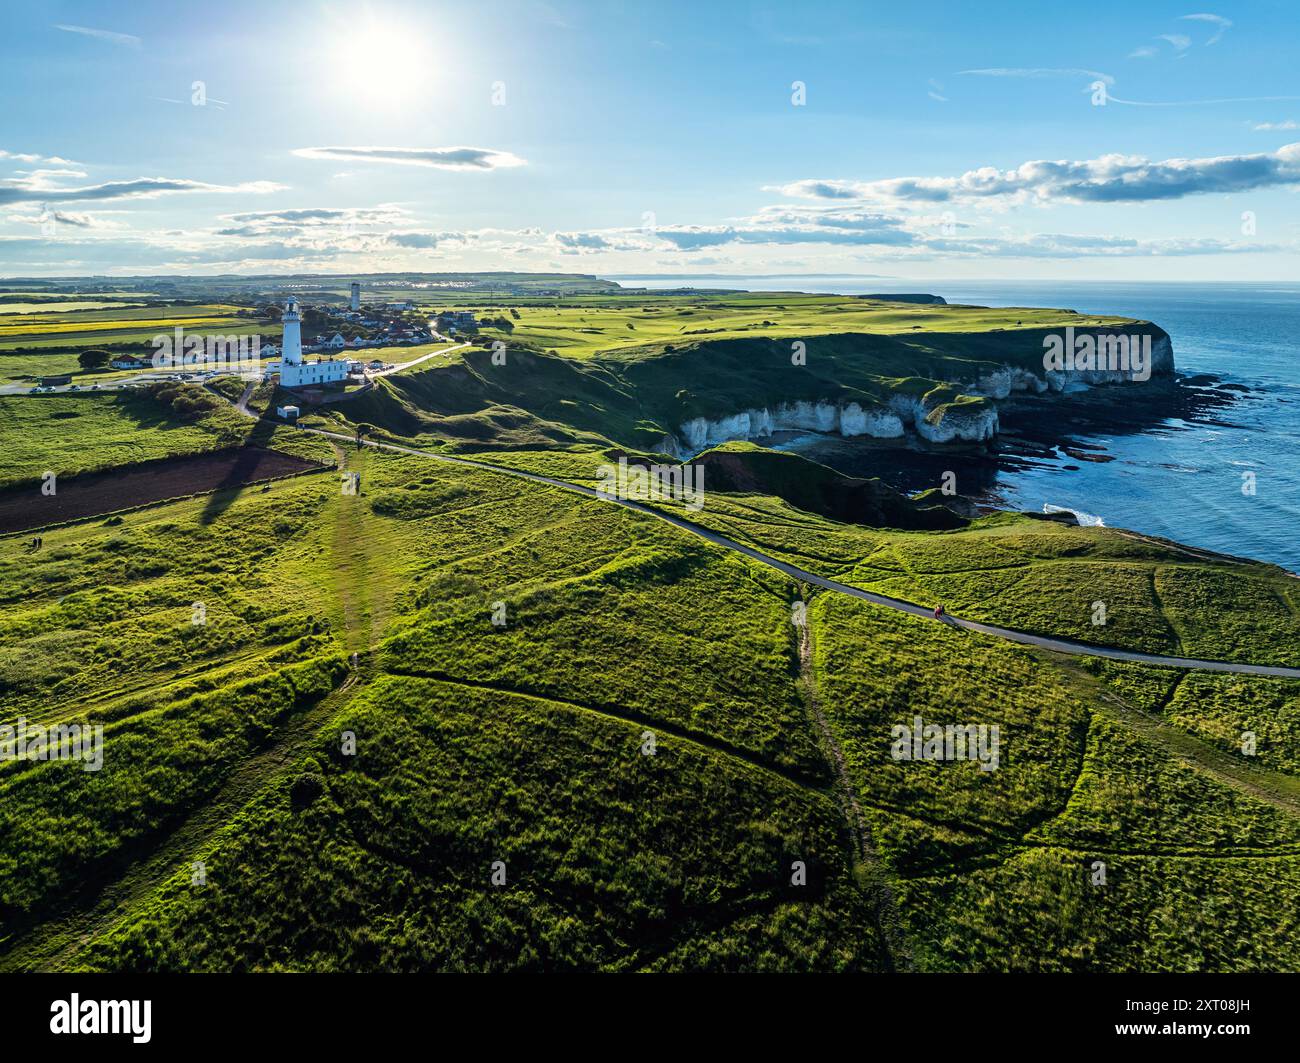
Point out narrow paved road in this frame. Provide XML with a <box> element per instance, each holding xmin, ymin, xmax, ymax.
<box><xmin>371</xmin><ymin>335</ymin><xmax>469</xmax><ymax>377</ymax></box>
<box><xmin>284</xmin><ymin>422</ymin><xmax>1300</xmax><ymax>680</ymax></box>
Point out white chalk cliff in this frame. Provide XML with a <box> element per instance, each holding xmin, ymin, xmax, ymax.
<box><xmin>666</xmin><ymin>333</ymin><xmax>1171</xmax><ymax>455</ymax></box>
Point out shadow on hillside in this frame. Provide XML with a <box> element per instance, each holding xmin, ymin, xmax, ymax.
<box><xmin>198</xmin><ymin>415</ymin><xmax>280</xmax><ymax>525</ymax></box>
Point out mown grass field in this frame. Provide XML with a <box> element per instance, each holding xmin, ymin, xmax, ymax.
<box><xmin>460</xmin><ymin>293</ymin><xmax>1136</xmax><ymax>362</ymax></box>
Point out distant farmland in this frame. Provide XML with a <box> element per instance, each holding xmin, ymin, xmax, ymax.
<box><xmin>0</xmin><ymin>303</ymin><xmax>278</xmax><ymax>383</ymax></box>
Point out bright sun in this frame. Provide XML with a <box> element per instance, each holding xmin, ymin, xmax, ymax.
<box><xmin>333</xmin><ymin>15</ymin><xmax>430</xmax><ymax>106</ymax></box>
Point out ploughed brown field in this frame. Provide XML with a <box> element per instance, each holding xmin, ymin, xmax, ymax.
<box><xmin>0</xmin><ymin>447</ymin><xmax>329</xmax><ymax>533</ymax></box>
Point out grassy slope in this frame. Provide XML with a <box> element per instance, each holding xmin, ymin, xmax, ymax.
<box><xmin>631</xmin><ymin>485</ymin><xmax>1300</xmax><ymax>665</ymax></box>
<box><xmin>2</xmin><ymin>290</ymin><xmax>1295</xmax><ymax>972</ymax></box>
<box><xmin>0</xmin><ymin>447</ymin><xmax>890</xmax><ymax>971</ymax></box>
<box><xmin>811</xmin><ymin>594</ymin><xmax>1300</xmax><ymax>971</ymax></box>
<box><xmin>2</xmin><ymin>441</ymin><xmax>1292</xmax><ymax>971</ymax></box>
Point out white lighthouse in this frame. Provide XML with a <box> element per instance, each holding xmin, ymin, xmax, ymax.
<box><xmin>281</xmin><ymin>296</ymin><xmax>303</xmax><ymax>366</ymax></box>
<box><xmin>350</xmin><ymin>282</ymin><xmax>360</xmax><ymax>312</ymax></box>
<box><xmin>275</xmin><ymin>296</ymin><xmax>350</xmax><ymax>390</ymax></box>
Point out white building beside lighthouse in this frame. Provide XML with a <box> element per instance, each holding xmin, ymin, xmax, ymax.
<box><xmin>272</xmin><ymin>297</ymin><xmax>350</xmax><ymax>389</ymax></box>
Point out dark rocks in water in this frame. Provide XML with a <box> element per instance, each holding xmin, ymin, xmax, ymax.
<box><xmin>1181</xmin><ymin>373</ymin><xmax>1220</xmax><ymax>387</ymax></box>
<box><xmin>999</xmin><ymin>374</ymin><xmax>1238</xmax><ymax>448</ymax></box>
<box><xmin>1062</xmin><ymin>447</ymin><xmax>1116</xmax><ymax>463</ymax></box>
<box><xmin>1219</xmin><ymin>383</ymin><xmax>1252</xmax><ymax>393</ymax></box>
<box><xmin>1024</xmin><ymin>509</ymin><xmax>1079</xmax><ymax>526</ymax></box>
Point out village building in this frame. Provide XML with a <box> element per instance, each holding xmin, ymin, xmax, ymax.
<box><xmin>435</xmin><ymin>310</ymin><xmax>478</xmax><ymax>333</ymax></box>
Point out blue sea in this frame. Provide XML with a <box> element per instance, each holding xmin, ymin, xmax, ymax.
<box><xmin>614</xmin><ymin>277</ymin><xmax>1300</xmax><ymax>571</ymax></box>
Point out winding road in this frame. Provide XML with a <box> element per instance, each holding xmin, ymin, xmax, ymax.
<box><xmin>288</xmin><ymin>422</ymin><xmax>1300</xmax><ymax>679</ymax></box>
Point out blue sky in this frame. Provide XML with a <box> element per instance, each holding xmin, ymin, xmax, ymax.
<box><xmin>2</xmin><ymin>0</ymin><xmax>1299</xmax><ymax>279</ymax></box>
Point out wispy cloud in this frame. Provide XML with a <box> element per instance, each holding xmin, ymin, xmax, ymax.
<box><xmin>1156</xmin><ymin>33</ymin><xmax>1192</xmax><ymax>51</ymax></box>
<box><xmin>222</xmin><ymin>206</ymin><xmax>404</xmax><ymax>226</ymax></box>
<box><xmin>214</xmin><ymin>205</ymin><xmax>408</xmax><ymax>237</ymax></box>
<box><xmin>1181</xmin><ymin>12</ymin><xmax>1233</xmax><ymax>45</ymax></box>
<box><xmin>1108</xmin><ymin>93</ymin><xmax>1300</xmax><ymax>107</ymax></box>
<box><xmin>1253</xmin><ymin>120</ymin><xmax>1299</xmax><ymax>131</ymax></box>
<box><xmin>292</xmin><ymin>146</ymin><xmax>526</xmax><ymax>170</ymax></box>
<box><xmin>0</xmin><ymin>175</ymin><xmax>286</xmax><ymax>205</ymax></box>
<box><xmin>7</xmin><ymin>207</ymin><xmax>109</xmax><ymax>229</ymax></box>
<box><xmin>150</xmin><ymin>95</ymin><xmax>228</xmax><ymax>109</ymax></box>
<box><xmin>958</xmin><ymin>67</ymin><xmax>1114</xmax><ymax>86</ymax></box>
<box><xmin>0</xmin><ymin>149</ymin><xmax>79</xmax><ymax>166</ymax></box>
<box><xmin>52</xmin><ymin>24</ymin><xmax>140</xmax><ymax>48</ymax></box>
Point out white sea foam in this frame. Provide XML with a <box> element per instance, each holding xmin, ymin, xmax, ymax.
<box><xmin>1043</xmin><ymin>503</ymin><xmax>1105</xmax><ymax>527</ymax></box>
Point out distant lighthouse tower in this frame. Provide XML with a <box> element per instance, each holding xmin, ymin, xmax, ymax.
<box><xmin>281</xmin><ymin>297</ymin><xmax>303</xmax><ymax>366</ymax></box>
<box><xmin>350</xmin><ymin>282</ymin><xmax>360</xmax><ymax>312</ymax></box>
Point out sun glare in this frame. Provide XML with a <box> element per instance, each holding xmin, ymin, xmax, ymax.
<box><xmin>332</xmin><ymin>14</ymin><xmax>430</xmax><ymax>106</ymax></box>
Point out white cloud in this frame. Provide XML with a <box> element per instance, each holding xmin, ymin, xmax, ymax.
<box><xmin>1181</xmin><ymin>13</ymin><xmax>1233</xmax><ymax>45</ymax></box>
<box><xmin>0</xmin><ymin>175</ymin><xmax>286</xmax><ymax>205</ymax></box>
<box><xmin>292</xmin><ymin>146</ymin><xmax>527</xmax><ymax>171</ymax></box>
<box><xmin>771</xmin><ymin>143</ymin><xmax>1300</xmax><ymax>206</ymax></box>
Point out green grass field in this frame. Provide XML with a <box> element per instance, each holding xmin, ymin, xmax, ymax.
<box><xmin>462</xmin><ymin>293</ymin><xmax>1136</xmax><ymax>361</ymax></box>
<box><xmin>0</xmin><ymin>284</ymin><xmax>1295</xmax><ymax>973</ymax></box>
